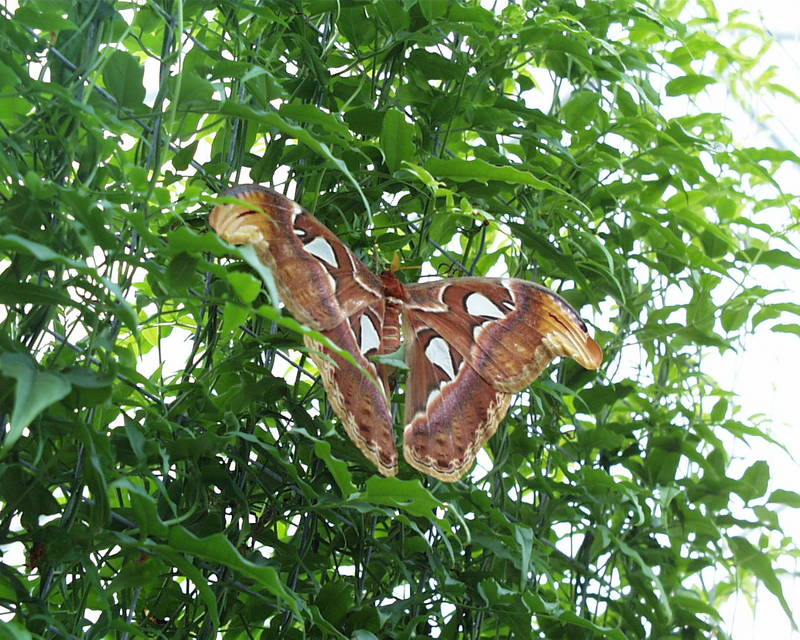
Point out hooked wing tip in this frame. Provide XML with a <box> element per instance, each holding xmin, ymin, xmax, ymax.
<box><xmin>209</xmin><ymin>185</ymin><xmax>274</xmax><ymax>244</ymax></box>
<box><xmin>581</xmin><ymin>335</ymin><xmax>604</xmax><ymax>370</ymax></box>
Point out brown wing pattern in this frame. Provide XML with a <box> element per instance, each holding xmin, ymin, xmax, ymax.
<box><xmin>210</xmin><ymin>185</ymin><xmax>383</xmax><ymax>330</ymax></box>
<box><xmin>304</xmin><ymin>310</ymin><xmax>398</xmax><ymax>476</ymax></box>
<box><xmin>402</xmin><ymin>315</ymin><xmax>512</xmax><ymax>481</ymax></box>
<box><xmin>211</xmin><ymin>185</ymin><xmax>604</xmax><ymax>482</ymax></box>
<box><xmin>400</xmin><ymin>277</ymin><xmax>602</xmax><ymax>481</ymax></box>
<box><xmin>210</xmin><ymin>185</ymin><xmax>397</xmax><ymax>475</ymax></box>
<box><xmin>404</xmin><ymin>277</ymin><xmax>602</xmax><ymax>393</ymax></box>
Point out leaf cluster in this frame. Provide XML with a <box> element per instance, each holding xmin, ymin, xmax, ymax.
<box><xmin>0</xmin><ymin>1</ymin><xmax>799</xmax><ymax>639</ymax></box>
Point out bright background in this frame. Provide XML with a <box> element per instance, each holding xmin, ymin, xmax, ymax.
<box><xmin>698</xmin><ymin>1</ymin><xmax>800</xmax><ymax>637</ymax></box>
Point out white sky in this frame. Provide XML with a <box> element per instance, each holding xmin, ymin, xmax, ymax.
<box><xmin>698</xmin><ymin>2</ymin><xmax>800</xmax><ymax>637</ymax></box>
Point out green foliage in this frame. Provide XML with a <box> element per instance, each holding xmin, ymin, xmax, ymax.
<box><xmin>1</xmin><ymin>0</ymin><xmax>799</xmax><ymax>638</ymax></box>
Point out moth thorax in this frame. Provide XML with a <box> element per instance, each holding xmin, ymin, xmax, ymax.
<box><xmin>380</xmin><ymin>271</ymin><xmax>407</xmax><ymax>300</ymax></box>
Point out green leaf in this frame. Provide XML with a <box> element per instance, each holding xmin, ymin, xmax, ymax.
<box><xmin>612</xmin><ymin>535</ymin><xmax>672</xmax><ymax>619</ymax></box>
<box><xmin>753</xmin><ymin>302</ymin><xmax>800</xmax><ymax>328</ymax></box>
<box><xmin>212</xmin><ymin>101</ymin><xmax>371</xmax><ymax>217</ymax></box>
<box><xmin>279</xmin><ymin>103</ymin><xmax>350</xmax><ymax>137</ymax></box>
<box><xmin>108</xmin><ymin>556</ymin><xmax>170</xmax><ymax>593</ymax></box>
<box><xmin>673</xmin><ymin>589</ymin><xmax>723</xmax><ymax>620</ymax></box>
<box><xmin>514</xmin><ymin>524</ymin><xmax>533</xmax><ymax>590</ymax></box>
<box><xmin>103</xmin><ymin>50</ymin><xmax>145</xmax><ymax>108</ymax></box>
<box><xmin>408</xmin><ymin>49</ymin><xmax>464</xmax><ymax>80</ymax></box>
<box><xmin>371</xmin><ymin>0</ymin><xmax>410</xmax><ymax>32</ymax></box>
<box><xmin>220</xmin><ymin>301</ymin><xmax>250</xmax><ymax>337</ymax></box>
<box><xmin>62</xmin><ymin>367</ymin><xmax>112</xmax><ymax>389</ymax></box>
<box><xmin>13</xmin><ymin>6</ymin><xmax>76</xmax><ymax>31</ymax></box>
<box><xmin>729</xmin><ymin>537</ymin><xmax>795</xmax><ymax>624</ymax></box>
<box><xmin>768</xmin><ymin>489</ymin><xmax>800</xmax><ymax>508</ymax></box>
<box><xmin>116</xmin><ymin>479</ymin><xmax>169</xmax><ymax>538</ymax></box>
<box><xmin>0</xmin><ymin>621</ymin><xmax>33</xmax><ymax>640</ymax></box>
<box><xmin>418</xmin><ymin>0</ymin><xmax>449</xmax><ymax>21</ymax></box>
<box><xmin>0</xmin><ymin>234</ymin><xmax>83</xmax><ymax>267</ymax></box>
<box><xmin>315</xmin><ymin>578</ymin><xmax>353</xmax><ymax>626</ymax></box>
<box><xmin>562</xmin><ymin>90</ymin><xmax>601</xmax><ymax>129</ymax></box>
<box><xmin>306</xmin><ymin>604</ymin><xmax>349</xmax><ymax>639</ymax></box>
<box><xmin>381</xmin><ymin>109</ymin><xmax>416</xmax><ymax>173</ymax></box>
<box><xmin>344</xmin><ymin>106</ymin><xmax>385</xmax><ymax>137</ymax></box>
<box><xmin>173</xmin><ymin>141</ymin><xmax>199</xmax><ymax>170</ymax></box>
<box><xmin>737</xmin><ymin>460</ymin><xmax>769</xmax><ymax>502</ymax></box>
<box><xmin>507</xmin><ymin>222</ymin><xmax>580</xmax><ymax>278</ymax></box>
<box><xmin>665</xmin><ymin>74</ymin><xmax>716</xmax><ymax>96</ymax></box>
<box><xmin>161</xmin><ymin>527</ymin><xmax>302</xmax><ymax>615</ymax></box>
<box><xmin>771</xmin><ymin>324</ymin><xmax>800</xmax><ymax>339</ymax></box>
<box><xmin>743</xmin><ymin>248</ymin><xmax>800</xmax><ymax>269</ymax></box>
<box><xmin>166</xmin><ymin>227</ymin><xmax>234</xmax><ymax>256</ymax></box>
<box><xmin>338</xmin><ymin>6</ymin><xmax>375</xmax><ymax>47</ymax></box>
<box><xmin>149</xmin><ymin>549</ymin><xmax>221</xmax><ymax>627</ymax></box>
<box><xmin>123</xmin><ymin>416</ymin><xmax>147</xmax><ymax>463</ymax></box>
<box><xmin>424</xmin><ymin>157</ymin><xmax>578</xmax><ymax>203</ymax></box>
<box><xmin>0</xmin><ymin>282</ymin><xmax>74</xmax><ymax>307</ymax></box>
<box><xmin>396</xmin><ymin>162</ymin><xmax>444</xmax><ymax>189</ymax></box>
<box><xmin>555</xmin><ymin>610</ymin><xmax>629</xmax><ymax>640</ymax></box>
<box><xmin>174</xmin><ymin>72</ymin><xmax>214</xmax><ymax>106</ymax></box>
<box><xmin>313</xmin><ymin>440</ymin><xmax>357</xmax><ymax>497</ymax></box>
<box><xmin>165</xmin><ymin>252</ymin><xmax>198</xmax><ymax>290</ymax></box>
<box><xmin>363</xmin><ymin>476</ymin><xmax>445</xmax><ymax>521</ymax></box>
<box><xmin>0</xmin><ymin>353</ymin><xmax>71</xmax><ymax>455</ymax></box>
<box><xmin>370</xmin><ymin>345</ymin><xmax>408</xmax><ymax>370</ymax></box>
<box><xmin>227</xmin><ymin>271</ymin><xmax>261</xmax><ymax>304</ymax></box>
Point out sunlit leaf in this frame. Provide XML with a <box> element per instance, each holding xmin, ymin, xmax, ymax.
<box><xmin>665</xmin><ymin>74</ymin><xmax>716</xmax><ymax>96</ymax></box>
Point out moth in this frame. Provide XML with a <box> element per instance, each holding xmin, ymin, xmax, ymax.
<box><xmin>210</xmin><ymin>185</ymin><xmax>602</xmax><ymax>482</ymax></box>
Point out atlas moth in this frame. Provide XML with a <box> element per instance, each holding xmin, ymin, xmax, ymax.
<box><xmin>210</xmin><ymin>185</ymin><xmax>602</xmax><ymax>482</ymax></box>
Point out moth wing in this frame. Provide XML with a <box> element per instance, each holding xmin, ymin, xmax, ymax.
<box><xmin>401</xmin><ymin>312</ymin><xmax>512</xmax><ymax>482</ymax></box>
<box><xmin>305</xmin><ymin>299</ymin><xmax>398</xmax><ymax>476</ymax></box>
<box><xmin>210</xmin><ymin>185</ymin><xmax>384</xmax><ymax>331</ymax></box>
<box><xmin>404</xmin><ymin>277</ymin><xmax>602</xmax><ymax>393</ymax></box>
<box><xmin>211</xmin><ymin>185</ymin><xmax>398</xmax><ymax>474</ymax></box>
